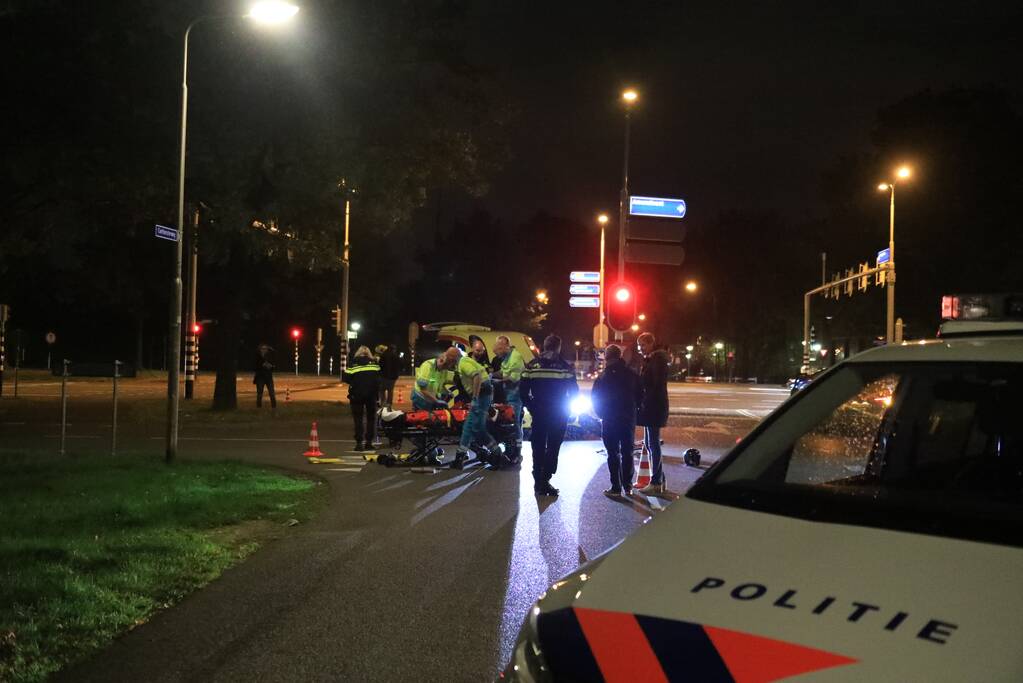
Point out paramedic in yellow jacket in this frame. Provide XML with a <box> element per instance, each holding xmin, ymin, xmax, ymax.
<box><xmin>491</xmin><ymin>335</ymin><xmax>526</xmax><ymax>449</ymax></box>
<box><xmin>412</xmin><ymin>352</ymin><xmax>454</xmax><ymax>410</ymax></box>
<box><xmin>444</xmin><ymin>347</ymin><xmax>500</xmax><ymax>460</ymax></box>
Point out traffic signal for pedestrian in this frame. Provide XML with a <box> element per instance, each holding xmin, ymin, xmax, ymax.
<box><xmin>330</xmin><ymin>306</ymin><xmax>341</xmax><ymax>334</ymax></box>
<box><xmin>607</xmin><ymin>282</ymin><xmax>637</xmax><ymax>332</ymax></box>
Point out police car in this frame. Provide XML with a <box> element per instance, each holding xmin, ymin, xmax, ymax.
<box><xmin>505</xmin><ymin>293</ymin><xmax>1023</xmax><ymax>681</ymax></box>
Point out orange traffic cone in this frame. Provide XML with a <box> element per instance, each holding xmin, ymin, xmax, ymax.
<box><xmin>634</xmin><ymin>445</ymin><xmax>652</xmax><ymax>489</ymax></box>
<box><xmin>303</xmin><ymin>421</ymin><xmax>325</xmax><ymax>458</ymax></box>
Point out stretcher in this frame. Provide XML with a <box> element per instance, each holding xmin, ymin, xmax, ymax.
<box><xmin>377</xmin><ymin>404</ymin><xmax>522</xmax><ymax>469</ymax></box>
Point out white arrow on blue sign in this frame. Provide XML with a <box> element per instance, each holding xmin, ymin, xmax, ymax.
<box><xmin>629</xmin><ymin>195</ymin><xmax>686</xmax><ymax>219</ymax></box>
<box><xmin>569</xmin><ymin>284</ymin><xmax>600</xmax><ymax>296</ymax></box>
<box><xmin>569</xmin><ymin>297</ymin><xmax>600</xmax><ymax>308</ymax></box>
<box><xmin>876</xmin><ymin>248</ymin><xmax>891</xmax><ymax>265</ymax></box>
<box><xmin>154</xmin><ymin>224</ymin><xmax>179</xmax><ymax>242</ymax></box>
<box><xmin>570</xmin><ymin>271</ymin><xmax>600</xmax><ymax>283</ymax></box>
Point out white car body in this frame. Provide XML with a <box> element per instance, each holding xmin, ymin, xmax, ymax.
<box><xmin>506</xmin><ymin>332</ymin><xmax>1023</xmax><ymax>681</ymax></box>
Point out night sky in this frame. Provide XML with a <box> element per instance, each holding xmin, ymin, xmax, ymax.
<box><xmin>3</xmin><ymin>0</ymin><xmax>1022</xmax><ymax>376</ymax></box>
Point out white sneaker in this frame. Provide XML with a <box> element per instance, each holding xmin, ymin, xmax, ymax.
<box><xmin>637</xmin><ymin>481</ymin><xmax>665</xmax><ymax>495</ymax></box>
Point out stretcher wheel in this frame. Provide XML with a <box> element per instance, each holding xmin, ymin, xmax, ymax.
<box><xmin>683</xmin><ymin>448</ymin><xmax>701</xmax><ymax>467</ymax></box>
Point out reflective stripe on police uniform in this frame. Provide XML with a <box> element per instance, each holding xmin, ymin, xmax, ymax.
<box><xmin>345</xmin><ymin>363</ymin><xmax>380</xmax><ymax>374</ymax></box>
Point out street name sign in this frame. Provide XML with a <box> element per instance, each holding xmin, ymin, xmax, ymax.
<box><xmin>629</xmin><ymin>195</ymin><xmax>687</xmax><ymax>219</ymax></box>
<box><xmin>570</xmin><ymin>271</ymin><xmax>600</xmax><ymax>283</ymax></box>
<box><xmin>569</xmin><ymin>297</ymin><xmax>600</xmax><ymax>308</ymax></box>
<box><xmin>569</xmin><ymin>284</ymin><xmax>600</xmax><ymax>296</ymax></box>
<box><xmin>876</xmin><ymin>248</ymin><xmax>891</xmax><ymax>265</ymax></box>
<box><xmin>154</xmin><ymin>225</ymin><xmax>179</xmax><ymax>242</ymax></box>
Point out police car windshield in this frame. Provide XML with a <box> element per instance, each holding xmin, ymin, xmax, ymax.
<box><xmin>689</xmin><ymin>362</ymin><xmax>1023</xmax><ymax>547</ymax></box>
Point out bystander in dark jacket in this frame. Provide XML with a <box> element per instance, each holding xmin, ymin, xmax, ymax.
<box><xmin>376</xmin><ymin>344</ymin><xmax>401</xmax><ymax>408</ymax></box>
<box><xmin>343</xmin><ymin>346</ymin><xmax>381</xmax><ymax>452</ymax></box>
<box><xmin>592</xmin><ymin>345</ymin><xmax>643</xmax><ymax>496</ymax></box>
<box><xmin>636</xmin><ymin>333</ymin><xmax>670</xmax><ymax>491</ymax></box>
<box><xmin>253</xmin><ymin>343</ymin><xmax>276</xmax><ymax>409</ymax></box>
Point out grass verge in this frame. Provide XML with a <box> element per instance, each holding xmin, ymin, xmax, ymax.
<box><xmin>0</xmin><ymin>453</ymin><xmax>326</xmax><ymax>682</ymax></box>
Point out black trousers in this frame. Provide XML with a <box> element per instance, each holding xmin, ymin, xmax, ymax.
<box><xmin>351</xmin><ymin>399</ymin><xmax>377</xmax><ymax>445</ymax></box>
<box><xmin>530</xmin><ymin>412</ymin><xmax>568</xmax><ymax>486</ymax></box>
<box><xmin>255</xmin><ymin>377</ymin><xmax>276</xmax><ymax>408</ymax></box>
<box><xmin>378</xmin><ymin>379</ymin><xmax>396</xmax><ymax>407</ymax></box>
<box><xmin>602</xmin><ymin>420</ymin><xmax>636</xmax><ymax>491</ymax></box>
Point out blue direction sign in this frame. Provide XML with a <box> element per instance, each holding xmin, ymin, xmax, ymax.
<box><xmin>629</xmin><ymin>195</ymin><xmax>687</xmax><ymax>219</ymax></box>
<box><xmin>876</xmin><ymin>247</ymin><xmax>891</xmax><ymax>265</ymax></box>
<box><xmin>569</xmin><ymin>297</ymin><xmax>600</xmax><ymax>308</ymax></box>
<box><xmin>569</xmin><ymin>284</ymin><xmax>600</xmax><ymax>296</ymax></box>
<box><xmin>570</xmin><ymin>271</ymin><xmax>600</xmax><ymax>283</ymax></box>
<box><xmin>154</xmin><ymin>224</ymin><xmax>179</xmax><ymax>242</ymax></box>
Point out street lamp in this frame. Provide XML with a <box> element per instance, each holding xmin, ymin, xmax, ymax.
<box><xmin>685</xmin><ymin>280</ymin><xmax>698</xmax><ymax>293</ymax></box>
<box><xmin>350</xmin><ymin>321</ymin><xmax>362</xmax><ymax>331</ymax></box>
<box><xmin>637</xmin><ymin>313</ymin><xmax>646</xmax><ymax>321</ymax></box>
<box><xmin>166</xmin><ymin>1</ymin><xmax>299</xmax><ymax>462</ymax></box>
<box><xmin>535</xmin><ymin>290</ymin><xmax>549</xmax><ymax>305</ymax></box>
<box><xmin>877</xmin><ymin>164</ymin><xmax>911</xmax><ymax>344</ymax></box>
<box><xmin>616</xmin><ymin>88</ymin><xmax>639</xmax><ymax>340</ymax></box>
<box><xmin>630</xmin><ymin>323</ymin><xmax>640</xmax><ymax>332</ymax></box>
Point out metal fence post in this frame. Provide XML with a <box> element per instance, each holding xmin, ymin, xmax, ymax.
<box><xmin>112</xmin><ymin>360</ymin><xmax>122</xmax><ymax>455</ymax></box>
<box><xmin>60</xmin><ymin>359</ymin><xmax>70</xmax><ymax>456</ymax></box>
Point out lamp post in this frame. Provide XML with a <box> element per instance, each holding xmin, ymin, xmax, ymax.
<box><xmin>338</xmin><ymin>178</ymin><xmax>356</xmax><ymax>374</ymax></box>
<box><xmin>877</xmin><ymin>165</ymin><xmax>911</xmax><ymax>344</ymax></box>
<box><xmin>166</xmin><ymin>1</ymin><xmax>299</xmax><ymax>463</ymax></box>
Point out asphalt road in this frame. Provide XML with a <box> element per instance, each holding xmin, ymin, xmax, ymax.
<box><xmin>51</xmin><ymin>420</ymin><xmax>752</xmax><ymax>682</ymax></box>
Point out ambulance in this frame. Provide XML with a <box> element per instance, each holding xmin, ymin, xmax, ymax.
<box><xmin>505</xmin><ymin>294</ymin><xmax>1023</xmax><ymax>681</ymax></box>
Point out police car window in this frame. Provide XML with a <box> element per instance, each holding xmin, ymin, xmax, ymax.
<box><xmin>784</xmin><ymin>375</ymin><xmax>899</xmax><ymax>485</ymax></box>
<box><xmin>704</xmin><ymin>363</ymin><xmax>1023</xmax><ymax>546</ymax></box>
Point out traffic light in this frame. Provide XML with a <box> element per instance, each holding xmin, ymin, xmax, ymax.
<box><xmin>607</xmin><ymin>282</ymin><xmax>637</xmax><ymax>332</ymax></box>
<box><xmin>330</xmin><ymin>306</ymin><xmax>341</xmax><ymax>334</ymax></box>
<box><xmin>191</xmin><ymin>323</ymin><xmax>201</xmax><ymax>335</ymax></box>
<box><xmin>291</xmin><ymin>327</ymin><xmax>302</xmax><ymax>340</ymax></box>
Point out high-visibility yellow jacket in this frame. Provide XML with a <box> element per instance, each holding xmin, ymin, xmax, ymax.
<box><xmin>414</xmin><ymin>358</ymin><xmax>452</xmax><ymax>400</ymax></box>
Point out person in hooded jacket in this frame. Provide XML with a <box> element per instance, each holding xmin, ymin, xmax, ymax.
<box><xmin>636</xmin><ymin>332</ymin><xmax>670</xmax><ymax>493</ymax></box>
<box><xmin>342</xmin><ymin>346</ymin><xmax>381</xmax><ymax>452</ymax></box>
<box><xmin>376</xmin><ymin>343</ymin><xmax>401</xmax><ymax>409</ymax></box>
<box><xmin>521</xmin><ymin>334</ymin><xmax>578</xmax><ymax>496</ymax></box>
<box><xmin>591</xmin><ymin>344</ymin><xmax>643</xmax><ymax>497</ymax></box>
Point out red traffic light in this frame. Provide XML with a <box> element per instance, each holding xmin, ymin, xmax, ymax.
<box><xmin>291</xmin><ymin>328</ymin><xmax>301</xmax><ymax>340</ymax></box>
<box><xmin>607</xmin><ymin>282</ymin><xmax>637</xmax><ymax>332</ymax></box>
<box><xmin>191</xmin><ymin>323</ymin><xmax>201</xmax><ymax>334</ymax></box>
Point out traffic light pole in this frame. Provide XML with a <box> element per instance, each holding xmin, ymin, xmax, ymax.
<box><xmin>802</xmin><ymin>263</ymin><xmax>890</xmax><ymax>371</ymax></box>
<box><xmin>886</xmin><ymin>184</ymin><xmax>897</xmax><ymax>344</ymax></box>
<box><xmin>185</xmin><ymin>206</ymin><xmax>199</xmax><ymax>399</ymax></box>
<box><xmin>339</xmin><ymin>180</ymin><xmax>352</xmax><ymax>375</ymax></box>
<box><xmin>615</xmin><ymin>109</ymin><xmax>632</xmax><ymax>343</ymax></box>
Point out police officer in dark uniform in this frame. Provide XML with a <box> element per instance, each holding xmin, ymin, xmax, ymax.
<box><xmin>521</xmin><ymin>335</ymin><xmax>578</xmax><ymax>496</ymax></box>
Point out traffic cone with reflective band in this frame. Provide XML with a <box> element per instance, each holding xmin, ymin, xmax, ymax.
<box><xmin>634</xmin><ymin>446</ymin><xmax>652</xmax><ymax>489</ymax></box>
<box><xmin>303</xmin><ymin>421</ymin><xmax>325</xmax><ymax>458</ymax></box>
<box><xmin>396</xmin><ymin>386</ymin><xmax>405</xmax><ymax>405</ymax></box>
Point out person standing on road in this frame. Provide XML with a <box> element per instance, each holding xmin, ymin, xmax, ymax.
<box><xmin>342</xmin><ymin>346</ymin><xmax>381</xmax><ymax>452</ymax></box>
<box><xmin>591</xmin><ymin>344</ymin><xmax>643</xmax><ymax>498</ymax></box>
<box><xmin>491</xmin><ymin>335</ymin><xmax>526</xmax><ymax>455</ymax></box>
<box><xmin>449</xmin><ymin>347</ymin><xmax>500</xmax><ymax>462</ymax></box>
<box><xmin>636</xmin><ymin>332</ymin><xmax>670</xmax><ymax>493</ymax></box>
<box><xmin>253</xmin><ymin>343</ymin><xmax>277</xmax><ymax>409</ymax></box>
<box><xmin>376</xmin><ymin>343</ymin><xmax>401</xmax><ymax>409</ymax></box>
<box><xmin>521</xmin><ymin>335</ymin><xmax>578</xmax><ymax>496</ymax></box>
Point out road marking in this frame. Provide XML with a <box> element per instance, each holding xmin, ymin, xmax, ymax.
<box><xmin>325</xmin><ymin>467</ymin><xmax>363</xmax><ymax>472</ymax></box>
<box><xmin>737</xmin><ymin>409</ymin><xmax>759</xmax><ymax>419</ymax></box>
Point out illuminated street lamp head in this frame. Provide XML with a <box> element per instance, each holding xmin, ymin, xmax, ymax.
<box><xmin>535</xmin><ymin>290</ymin><xmax>549</xmax><ymax>304</ymax></box>
<box><xmin>574</xmin><ymin>340</ymin><xmax>581</xmax><ymax>347</ymax></box>
<box><xmin>622</xmin><ymin>89</ymin><xmax>638</xmax><ymax>104</ymax></box>
<box><xmin>350</xmin><ymin>321</ymin><xmax>361</xmax><ymax>332</ymax></box>
<box><xmin>685</xmin><ymin>280</ymin><xmax>698</xmax><ymax>293</ymax></box>
<box><xmin>247</xmin><ymin>1</ymin><xmax>299</xmax><ymax>24</ymax></box>
<box><xmin>685</xmin><ymin>345</ymin><xmax>694</xmax><ymax>352</ymax></box>
<box><xmin>630</xmin><ymin>323</ymin><xmax>640</xmax><ymax>332</ymax></box>
<box><xmin>896</xmin><ymin>166</ymin><xmax>911</xmax><ymax>179</ymax></box>
<box><xmin>638</xmin><ymin>313</ymin><xmax>646</xmax><ymax>321</ymax></box>
<box><xmin>714</xmin><ymin>342</ymin><xmax>724</xmax><ymax>350</ymax></box>
<box><xmin>878</xmin><ymin>183</ymin><xmax>890</xmax><ymax>191</ymax></box>
<box><xmin>597</xmin><ymin>214</ymin><xmax>609</xmax><ymax>225</ymax></box>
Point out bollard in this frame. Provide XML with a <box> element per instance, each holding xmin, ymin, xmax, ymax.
<box><xmin>60</xmin><ymin>359</ymin><xmax>70</xmax><ymax>456</ymax></box>
<box><xmin>285</xmin><ymin>387</ymin><xmax>291</xmax><ymax>402</ymax></box>
<box><xmin>111</xmin><ymin>360</ymin><xmax>122</xmax><ymax>455</ymax></box>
